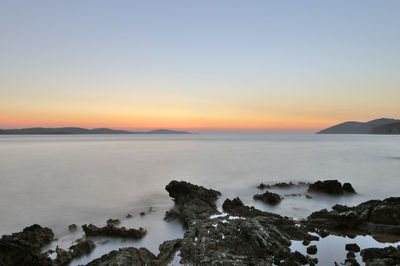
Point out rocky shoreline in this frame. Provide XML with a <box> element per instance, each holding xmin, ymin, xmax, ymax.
<box><xmin>1</xmin><ymin>180</ymin><xmax>399</xmax><ymax>265</ymax></box>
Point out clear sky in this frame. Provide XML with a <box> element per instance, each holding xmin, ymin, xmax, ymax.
<box><xmin>1</xmin><ymin>1</ymin><xmax>399</xmax><ymax>131</ymax></box>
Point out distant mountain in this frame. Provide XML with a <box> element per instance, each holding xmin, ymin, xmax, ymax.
<box><xmin>0</xmin><ymin>127</ymin><xmax>192</xmax><ymax>135</ymax></box>
<box><xmin>371</xmin><ymin>122</ymin><xmax>400</xmax><ymax>134</ymax></box>
<box><xmin>317</xmin><ymin>118</ymin><xmax>400</xmax><ymax>134</ymax></box>
<box><xmin>146</xmin><ymin>129</ymin><xmax>190</xmax><ymax>134</ymax></box>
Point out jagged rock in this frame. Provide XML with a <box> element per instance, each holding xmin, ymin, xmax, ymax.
<box><xmin>54</xmin><ymin>247</ymin><xmax>72</xmax><ymax>266</ymax></box>
<box><xmin>253</xmin><ymin>191</ymin><xmax>282</xmax><ymax>204</ymax></box>
<box><xmin>82</xmin><ymin>224</ymin><xmax>146</xmax><ymax>239</ymax></box>
<box><xmin>84</xmin><ymin>240</ymin><xmax>182</xmax><ymax>266</ymax></box>
<box><xmin>361</xmin><ymin>246</ymin><xmax>400</xmax><ymax>265</ymax></box>
<box><xmin>344</xmin><ymin>258</ymin><xmax>361</xmax><ymax>266</ymax></box>
<box><xmin>308</xmin><ymin>180</ymin><xmax>356</xmax><ymax>194</ymax></box>
<box><xmin>156</xmin><ymin>239</ymin><xmax>182</xmax><ymax>264</ymax></box>
<box><xmin>257</xmin><ymin>182</ymin><xmax>309</xmax><ymax>190</ymax></box>
<box><xmin>222</xmin><ymin>197</ymin><xmax>319</xmax><ymax>242</ymax></box>
<box><xmin>0</xmin><ymin>224</ymin><xmax>54</xmax><ymax>266</ymax></box>
<box><xmin>347</xmin><ymin>251</ymin><xmax>356</xmax><ymax>258</ymax></box>
<box><xmin>54</xmin><ymin>239</ymin><xmax>96</xmax><ymax>266</ymax></box>
<box><xmin>106</xmin><ymin>219</ymin><xmax>120</xmax><ymax>226</ymax></box>
<box><xmin>84</xmin><ymin>247</ymin><xmax>157</xmax><ymax>266</ymax></box>
<box><xmin>343</xmin><ymin>182</ymin><xmax>356</xmax><ymax>193</ymax></box>
<box><xmin>307</xmin><ymin>245</ymin><xmax>317</xmax><ymax>255</ymax></box>
<box><xmin>305</xmin><ymin>197</ymin><xmax>400</xmax><ymax>236</ymax></box>
<box><xmin>346</xmin><ymin>243</ymin><xmax>361</xmax><ymax>252</ymax></box>
<box><xmin>164</xmin><ymin>180</ymin><xmax>221</xmax><ymax>225</ymax></box>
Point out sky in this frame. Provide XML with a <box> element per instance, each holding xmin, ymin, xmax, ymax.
<box><xmin>1</xmin><ymin>1</ymin><xmax>399</xmax><ymax>132</ymax></box>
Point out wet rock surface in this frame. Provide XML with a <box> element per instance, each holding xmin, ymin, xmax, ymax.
<box><xmin>0</xmin><ymin>224</ymin><xmax>54</xmax><ymax>266</ymax></box>
<box><xmin>305</xmin><ymin>197</ymin><xmax>400</xmax><ymax>236</ymax></box>
<box><xmin>361</xmin><ymin>245</ymin><xmax>400</xmax><ymax>265</ymax></box>
<box><xmin>164</xmin><ymin>180</ymin><xmax>221</xmax><ymax>225</ymax></box>
<box><xmin>308</xmin><ymin>180</ymin><xmax>356</xmax><ymax>194</ymax></box>
<box><xmin>82</xmin><ymin>224</ymin><xmax>146</xmax><ymax>239</ymax></box>
<box><xmin>253</xmin><ymin>191</ymin><xmax>282</xmax><ymax>204</ymax></box>
<box><xmin>84</xmin><ymin>247</ymin><xmax>157</xmax><ymax>266</ymax></box>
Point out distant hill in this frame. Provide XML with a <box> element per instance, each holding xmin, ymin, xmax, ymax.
<box><xmin>317</xmin><ymin>118</ymin><xmax>400</xmax><ymax>134</ymax></box>
<box><xmin>371</xmin><ymin>122</ymin><xmax>400</xmax><ymax>134</ymax></box>
<box><xmin>0</xmin><ymin>127</ymin><xmax>192</xmax><ymax>135</ymax></box>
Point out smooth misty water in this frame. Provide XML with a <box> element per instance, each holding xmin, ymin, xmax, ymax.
<box><xmin>1</xmin><ymin>133</ymin><xmax>400</xmax><ymax>265</ymax></box>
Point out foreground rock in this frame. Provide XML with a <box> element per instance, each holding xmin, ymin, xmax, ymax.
<box><xmin>0</xmin><ymin>224</ymin><xmax>54</xmax><ymax>266</ymax></box>
<box><xmin>305</xmin><ymin>197</ymin><xmax>400</xmax><ymax>237</ymax></box>
<box><xmin>84</xmin><ymin>239</ymin><xmax>182</xmax><ymax>266</ymax></box>
<box><xmin>53</xmin><ymin>239</ymin><xmax>95</xmax><ymax>266</ymax></box>
<box><xmin>85</xmin><ymin>247</ymin><xmax>157</xmax><ymax>266</ymax></box>
<box><xmin>82</xmin><ymin>224</ymin><xmax>146</xmax><ymax>239</ymax></box>
<box><xmin>308</xmin><ymin>180</ymin><xmax>356</xmax><ymax>194</ymax></box>
<box><xmin>361</xmin><ymin>245</ymin><xmax>400</xmax><ymax>265</ymax></box>
<box><xmin>253</xmin><ymin>191</ymin><xmax>282</xmax><ymax>204</ymax></box>
<box><xmin>164</xmin><ymin>180</ymin><xmax>221</xmax><ymax>225</ymax></box>
<box><xmin>172</xmin><ymin>198</ymin><xmax>318</xmax><ymax>265</ymax></box>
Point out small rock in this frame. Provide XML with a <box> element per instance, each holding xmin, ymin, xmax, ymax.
<box><xmin>302</xmin><ymin>239</ymin><xmax>310</xmax><ymax>246</ymax></box>
<box><xmin>106</xmin><ymin>219</ymin><xmax>120</xmax><ymax>226</ymax></box>
<box><xmin>140</xmin><ymin>212</ymin><xmax>146</xmax><ymax>216</ymax></box>
<box><xmin>307</xmin><ymin>245</ymin><xmax>318</xmax><ymax>255</ymax></box>
<box><xmin>253</xmin><ymin>191</ymin><xmax>282</xmax><ymax>204</ymax></box>
<box><xmin>346</xmin><ymin>251</ymin><xmax>356</xmax><ymax>259</ymax></box>
<box><xmin>82</xmin><ymin>224</ymin><xmax>146</xmax><ymax>239</ymax></box>
<box><xmin>345</xmin><ymin>243</ymin><xmax>361</xmax><ymax>252</ymax></box>
<box><xmin>126</xmin><ymin>213</ymin><xmax>133</xmax><ymax>218</ymax></box>
<box><xmin>305</xmin><ymin>194</ymin><xmax>312</xmax><ymax>199</ymax></box>
<box><xmin>344</xmin><ymin>258</ymin><xmax>361</xmax><ymax>266</ymax></box>
<box><xmin>343</xmin><ymin>183</ymin><xmax>356</xmax><ymax>193</ymax></box>
<box><xmin>68</xmin><ymin>224</ymin><xmax>77</xmax><ymax>232</ymax></box>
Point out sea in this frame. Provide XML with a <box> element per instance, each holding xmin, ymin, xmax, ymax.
<box><xmin>0</xmin><ymin>133</ymin><xmax>399</xmax><ymax>265</ymax></box>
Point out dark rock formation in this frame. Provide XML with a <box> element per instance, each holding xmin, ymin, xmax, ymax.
<box><xmin>106</xmin><ymin>219</ymin><xmax>120</xmax><ymax>226</ymax></box>
<box><xmin>305</xmin><ymin>197</ymin><xmax>400</xmax><ymax>236</ymax></box>
<box><xmin>361</xmin><ymin>245</ymin><xmax>400</xmax><ymax>265</ymax></box>
<box><xmin>308</xmin><ymin>180</ymin><xmax>356</xmax><ymax>194</ymax></box>
<box><xmin>0</xmin><ymin>224</ymin><xmax>54</xmax><ymax>266</ymax></box>
<box><xmin>343</xmin><ymin>183</ymin><xmax>356</xmax><ymax>193</ymax></box>
<box><xmin>307</xmin><ymin>245</ymin><xmax>317</xmax><ymax>255</ymax></box>
<box><xmin>253</xmin><ymin>191</ymin><xmax>282</xmax><ymax>204</ymax></box>
<box><xmin>68</xmin><ymin>224</ymin><xmax>77</xmax><ymax>232</ymax></box>
<box><xmin>346</xmin><ymin>243</ymin><xmax>361</xmax><ymax>252</ymax></box>
<box><xmin>175</xmin><ymin>215</ymin><xmax>316</xmax><ymax>265</ymax></box>
<box><xmin>82</xmin><ymin>224</ymin><xmax>146</xmax><ymax>239</ymax></box>
<box><xmin>222</xmin><ymin>197</ymin><xmax>318</xmax><ymax>242</ymax></box>
<box><xmin>85</xmin><ymin>247</ymin><xmax>157</xmax><ymax>266</ymax></box>
<box><xmin>164</xmin><ymin>180</ymin><xmax>221</xmax><ymax>225</ymax></box>
<box><xmin>257</xmin><ymin>181</ymin><xmax>309</xmax><ymax>189</ymax></box>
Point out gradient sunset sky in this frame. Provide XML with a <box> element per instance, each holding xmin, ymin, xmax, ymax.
<box><xmin>1</xmin><ymin>1</ymin><xmax>399</xmax><ymax>131</ymax></box>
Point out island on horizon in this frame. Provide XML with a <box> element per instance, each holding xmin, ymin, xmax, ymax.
<box><xmin>317</xmin><ymin>118</ymin><xmax>400</xmax><ymax>134</ymax></box>
<box><xmin>0</xmin><ymin>127</ymin><xmax>193</xmax><ymax>135</ymax></box>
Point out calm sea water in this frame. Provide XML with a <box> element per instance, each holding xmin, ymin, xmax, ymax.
<box><xmin>1</xmin><ymin>133</ymin><xmax>399</xmax><ymax>264</ymax></box>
